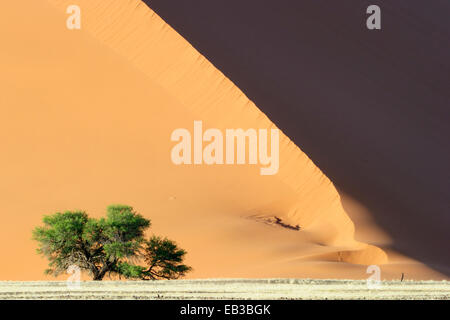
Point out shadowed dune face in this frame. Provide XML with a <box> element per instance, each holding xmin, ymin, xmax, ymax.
<box><xmin>0</xmin><ymin>0</ymin><xmax>393</xmax><ymax>280</ymax></box>
<box><xmin>145</xmin><ymin>0</ymin><xmax>450</xmax><ymax>276</ymax></box>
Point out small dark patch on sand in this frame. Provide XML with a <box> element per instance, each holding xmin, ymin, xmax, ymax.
<box><xmin>249</xmin><ymin>215</ymin><xmax>300</xmax><ymax>231</ymax></box>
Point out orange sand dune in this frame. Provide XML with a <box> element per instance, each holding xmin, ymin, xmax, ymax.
<box><xmin>0</xmin><ymin>0</ymin><xmax>443</xmax><ymax>280</ymax></box>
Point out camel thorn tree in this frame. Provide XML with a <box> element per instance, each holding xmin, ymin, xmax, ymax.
<box><xmin>32</xmin><ymin>205</ymin><xmax>191</xmax><ymax>280</ymax></box>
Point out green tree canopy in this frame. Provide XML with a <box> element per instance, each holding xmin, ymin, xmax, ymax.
<box><xmin>32</xmin><ymin>205</ymin><xmax>191</xmax><ymax>280</ymax></box>
<box><xmin>142</xmin><ymin>236</ymin><xmax>192</xmax><ymax>280</ymax></box>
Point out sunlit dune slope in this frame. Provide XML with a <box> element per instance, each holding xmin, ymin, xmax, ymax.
<box><xmin>0</xmin><ymin>0</ymin><xmax>386</xmax><ymax>280</ymax></box>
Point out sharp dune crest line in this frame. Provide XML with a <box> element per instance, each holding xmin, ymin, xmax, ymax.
<box><xmin>0</xmin><ymin>0</ymin><xmax>386</xmax><ymax>280</ymax></box>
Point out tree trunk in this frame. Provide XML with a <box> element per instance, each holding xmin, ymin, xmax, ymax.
<box><xmin>93</xmin><ymin>274</ymin><xmax>104</xmax><ymax>281</ymax></box>
<box><xmin>94</xmin><ymin>260</ymin><xmax>114</xmax><ymax>281</ymax></box>
<box><xmin>89</xmin><ymin>265</ymin><xmax>102</xmax><ymax>281</ymax></box>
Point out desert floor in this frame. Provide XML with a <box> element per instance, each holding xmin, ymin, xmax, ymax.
<box><xmin>0</xmin><ymin>279</ymin><xmax>448</xmax><ymax>300</ymax></box>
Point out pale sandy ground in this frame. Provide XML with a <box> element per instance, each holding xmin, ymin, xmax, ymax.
<box><xmin>0</xmin><ymin>280</ymin><xmax>448</xmax><ymax>300</ymax></box>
